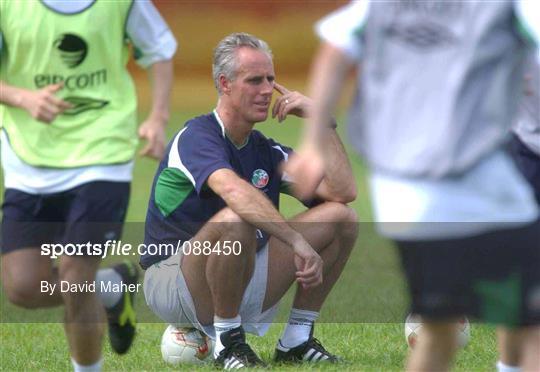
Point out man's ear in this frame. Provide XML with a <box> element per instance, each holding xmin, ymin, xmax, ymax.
<box><xmin>219</xmin><ymin>75</ymin><xmax>232</xmax><ymax>95</ymax></box>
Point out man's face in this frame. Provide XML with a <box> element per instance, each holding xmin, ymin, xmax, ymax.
<box><xmin>225</xmin><ymin>47</ymin><xmax>275</xmax><ymax>124</ymax></box>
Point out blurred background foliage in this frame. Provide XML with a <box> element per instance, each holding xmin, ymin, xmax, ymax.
<box><xmin>130</xmin><ymin>1</ymin><xmax>350</xmax><ymax>112</ymax></box>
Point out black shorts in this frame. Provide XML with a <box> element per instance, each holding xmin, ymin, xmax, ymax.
<box><xmin>1</xmin><ymin>181</ymin><xmax>130</xmax><ymax>254</ymax></box>
<box><xmin>396</xmin><ymin>221</ymin><xmax>540</xmax><ymax>326</ymax></box>
<box><xmin>509</xmin><ymin>133</ymin><xmax>540</xmax><ymax>206</ymax></box>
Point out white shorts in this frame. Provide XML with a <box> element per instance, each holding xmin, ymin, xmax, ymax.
<box><xmin>143</xmin><ymin>243</ymin><xmax>279</xmax><ymax>340</ymax></box>
<box><xmin>370</xmin><ymin>150</ymin><xmax>539</xmax><ymax>240</ymax></box>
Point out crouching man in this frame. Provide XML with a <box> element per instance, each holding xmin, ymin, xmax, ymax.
<box><xmin>141</xmin><ymin>33</ymin><xmax>358</xmax><ymax>369</ymax></box>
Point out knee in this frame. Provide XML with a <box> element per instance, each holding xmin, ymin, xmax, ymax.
<box><xmin>342</xmin><ymin>205</ymin><xmax>359</xmax><ymax>233</ymax></box>
<box><xmin>1</xmin><ymin>252</ymin><xmax>57</xmax><ymax>308</ymax></box>
<box><xmin>58</xmin><ymin>258</ymin><xmax>99</xmax><ymax>306</ymax></box>
<box><xmin>320</xmin><ymin>202</ymin><xmax>359</xmax><ymax>244</ymax></box>
<box><xmin>58</xmin><ymin>277</ymin><xmax>99</xmax><ymax>316</ymax></box>
<box><xmin>339</xmin><ymin>206</ymin><xmax>359</xmax><ymax>250</ymax></box>
<box><xmin>59</xmin><ymin>257</ymin><xmax>99</xmax><ymax>283</ymax></box>
<box><xmin>215</xmin><ymin>208</ymin><xmax>256</xmax><ymax>245</ymax></box>
<box><xmin>341</xmin><ymin>204</ymin><xmax>358</xmax><ymax>225</ymax></box>
<box><xmin>3</xmin><ymin>281</ymin><xmax>43</xmax><ymax>309</ymax></box>
<box><xmin>319</xmin><ymin>202</ymin><xmax>358</xmax><ymax>224</ymax></box>
<box><xmin>422</xmin><ymin>322</ymin><xmax>460</xmax><ymax>350</ymax></box>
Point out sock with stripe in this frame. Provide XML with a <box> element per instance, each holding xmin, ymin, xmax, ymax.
<box><xmin>213</xmin><ymin>315</ymin><xmax>241</xmax><ymax>359</ymax></box>
<box><xmin>279</xmin><ymin>308</ymin><xmax>319</xmax><ymax>348</ymax></box>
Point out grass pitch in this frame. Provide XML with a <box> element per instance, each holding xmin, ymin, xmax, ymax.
<box><xmin>0</xmin><ymin>110</ymin><xmax>500</xmax><ymax>370</ymax></box>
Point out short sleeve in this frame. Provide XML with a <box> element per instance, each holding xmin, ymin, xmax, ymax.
<box><xmin>515</xmin><ymin>0</ymin><xmax>540</xmax><ymax>61</ymax></box>
<box><xmin>126</xmin><ymin>0</ymin><xmax>177</xmax><ymax>68</ymax></box>
<box><xmin>315</xmin><ymin>0</ymin><xmax>369</xmax><ymax>62</ymax></box>
<box><xmin>169</xmin><ymin>123</ymin><xmax>233</xmax><ymax>195</ymax></box>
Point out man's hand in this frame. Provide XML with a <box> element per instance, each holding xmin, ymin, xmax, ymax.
<box><xmin>291</xmin><ymin>235</ymin><xmax>323</xmax><ymax>289</ymax></box>
<box><xmin>19</xmin><ymin>83</ymin><xmax>72</xmax><ymax>123</ymax></box>
<box><xmin>272</xmin><ymin>82</ymin><xmax>313</xmax><ymax>122</ymax></box>
<box><xmin>138</xmin><ymin>116</ymin><xmax>167</xmax><ymax>160</ymax></box>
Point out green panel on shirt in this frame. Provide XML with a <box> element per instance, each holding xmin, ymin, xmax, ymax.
<box><xmin>155</xmin><ymin>167</ymin><xmax>195</xmax><ymax>217</ymax></box>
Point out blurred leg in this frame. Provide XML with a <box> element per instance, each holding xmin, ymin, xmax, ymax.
<box><xmin>1</xmin><ymin>248</ymin><xmax>63</xmax><ymax>308</ymax></box>
<box><xmin>520</xmin><ymin>326</ymin><xmax>540</xmax><ymax>371</ymax></box>
<box><xmin>60</xmin><ymin>255</ymin><xmax>104</xmax><ymax>365</ymax></box>
<box><xmin>499</xmin><ymin>325</ymin><xmax>540</xmax><ymax>371</ymax></box>
<box><xmin>407</xmin><ymin>321</ymin><xmax>458</xmax><ymax>372</ymax></box>
<box><xmin>498</xmin><ymin>327</ymin><xmax>522</xmax><ymax>367</ymax></box>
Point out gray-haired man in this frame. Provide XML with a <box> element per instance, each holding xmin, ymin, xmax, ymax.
<box><xmin>142</xmin><ymin>33</ymin><xmax>358</xmax><ymax>369</ymax></box>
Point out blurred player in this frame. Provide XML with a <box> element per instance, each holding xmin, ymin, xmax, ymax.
<box><xmin>142</xmin><ymin>33</ymin><xmax>358</xmax><ymax>369</ymax></box>
<box><xmin>498</xmin><ymin>53</ymin><xmax>540</xmax><ymax>372</ymax></box>
<box><xmin>0</xmin><ymin>1</ymin><xmax>176</xmax><ymax>371</ymax></box>
<box><xmin>286</xmin><ymin>1</ymin><xmax>540</xmax><ymax>371</ymax></box>
<box><xmin>510</xmin><ymin>54</ymin><xmax>540</xmax><ymax>206</ymax></box>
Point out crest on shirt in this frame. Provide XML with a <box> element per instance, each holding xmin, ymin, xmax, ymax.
<box><xmin>251</xmin><ymin>169</ymin><xmax>269</xmax><ymax>188</ymax></box>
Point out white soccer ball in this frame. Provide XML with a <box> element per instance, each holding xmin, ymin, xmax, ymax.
<box><xmin>161</xmin><ymin>325</ymin><xmax>213</xmax><ymax>365</ymax></box>
<box><xmin>404</xmin><ymin>313</ymin><xmax>471</xmax><ymax>348</ymax></box>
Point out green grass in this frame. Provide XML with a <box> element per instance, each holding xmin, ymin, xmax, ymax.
<box><xmin>0</xmin><ymin>110</ymin><xmax>500</xmax><ymax>370</ymax></box>
<box><xmin>0</xmin><ymin>323</ymin><xmax>498</xmax><ymax>371</ymax></box>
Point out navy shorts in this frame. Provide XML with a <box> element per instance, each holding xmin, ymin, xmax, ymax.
<box><xmin>509</xmin><ymin>134</ymin><xmax>540</xmax><ymax>206</ymax></box>
<box><xmin>396</xmin><ymin>221</ymin><xmax>540</xmax><ymax>326</ymax></box>
<box><xmin>1</xmin><ymin>181</ymin><xmax>130</xmax><ymax>254</ymax></box>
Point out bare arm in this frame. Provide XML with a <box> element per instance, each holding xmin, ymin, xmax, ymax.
<box><xmin>0</xmin><ymin>81</ymin><xmax>71</xmax><ymax>123</ymax></box>
<box><xmin>307</xmin><ymin>43</ymin><xmax>354</xmax><ymax>144</ymax></box>
<box><xmin>313</xmin><ymin>127</ymin><xmax>357</xmax><ymax>203</ymax></box>
<box><xmin>138</xmin><ymin>59</ymin><xmax>174</xmax><ymax>160</ymax></box>
<box><xmin>272</xmin><ymin>82</ymin><xmax>356</xmax><ymax>203</ymax></box>
<box><xmin>208</xmin><ymin>168</ymin><xmax>323</xmax><ymax>288</ymax></box>
<box><xmin>283</xmin><ymin>43</ymin><xmax>356</xmax><ymax>199</ymax></box>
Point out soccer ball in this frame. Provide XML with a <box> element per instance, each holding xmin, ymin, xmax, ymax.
<box><xmin>161</xmin><ymin>325</ymin><xmax>213</xmax><ymax>365</ymax></box>
<box><xmin>404</xmin><ymin>313</ymin><xmax>471</xmax><ymax>348</ymax></box>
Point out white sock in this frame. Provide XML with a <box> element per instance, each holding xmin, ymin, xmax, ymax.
<box><xmin>497</xmin><ymin>361</ymin><xmax>521</xmax><ymax>372</ymax></box>
<box><xmin>213</xmin><ymin>315</ymin><xmax>241</xmax><ymax>358</ymax></box>
<box><xmin>71</xmin><ymin>357</ymin><xmax>103</xmax><ymax>372</ymax></box>
<box><xmin>96</xmin><ymin>268</ymin><xmax>122</xmax><ymax>308</ymax></box>
<box><xmin>279</xmin><ymin>308</ymin><xmax>319</xmax><ymax>348</ymax></box>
